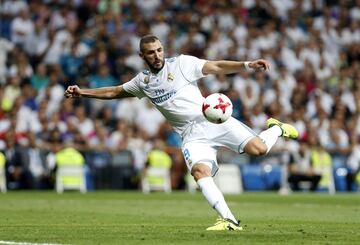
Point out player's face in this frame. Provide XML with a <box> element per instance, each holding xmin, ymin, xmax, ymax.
<box><xmin>140</xmin><ymin>40</ymin><xmax>165</xmax><ymax>73</ymax></box>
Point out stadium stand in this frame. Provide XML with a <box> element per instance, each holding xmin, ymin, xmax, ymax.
<box><xmin>0</xmin><ymin>0</ymin><xmax>359</xmax><ymax>192</ymax></box>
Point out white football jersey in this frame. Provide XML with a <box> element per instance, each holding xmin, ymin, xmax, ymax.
<box><xmin>122</xmin><ymin>55</ymin><xmax>207</xmax><ymax>136</ymax></box>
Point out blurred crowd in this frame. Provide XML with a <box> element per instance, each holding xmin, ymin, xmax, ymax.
<box><xmin>0</xmin><ymin>0</ymin><xmax>359</xmax><ymax>191</ymax></box>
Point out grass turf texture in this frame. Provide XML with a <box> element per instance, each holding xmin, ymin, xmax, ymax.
<box><xmin>0</xmin><ymin>192</ymin><xmax>359</xmax><ymax>245</ymax></box>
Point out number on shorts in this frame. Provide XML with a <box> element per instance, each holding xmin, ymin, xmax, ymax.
<box><xmin>183</xmin><ymin>149</ymin><xmax>190</xmax><ymax>161</ymax></box>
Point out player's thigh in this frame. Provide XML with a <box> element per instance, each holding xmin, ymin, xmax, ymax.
<box><xmin>213</xmin><ymin>117</ymin><xmax>257</xmax><ymax>153</ymax></box>
<box><xmin>181</xmin><ymin>141</ymin><xmax>219</xmax><ymax>177</ymax></box>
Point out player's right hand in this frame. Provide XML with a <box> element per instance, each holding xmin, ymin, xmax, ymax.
<box><xmin>64</xmin><ymin>85</ymin><xmax>81</xmax><ymax>98</ymax></box>
<box><xmin>249</xmin><ymin>59</ymin><xmax>270</xmax><ymax>71</ymax></box>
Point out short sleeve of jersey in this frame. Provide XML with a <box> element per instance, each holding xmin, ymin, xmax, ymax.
<box><xmin>179</xmin><ymin>54</ymin><xmax>207</xmax><ymax>82</ymax></box>
<box><xmin>122</xmin><ymin>74</ymin><xmax>146</xmax><ymax>99</ymax></box>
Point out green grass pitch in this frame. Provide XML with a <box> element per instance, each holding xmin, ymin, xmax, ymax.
<box><xmin>0</xmin><ymin>191</ymin><xmax>359</xmax><ymax>244</ymax></box>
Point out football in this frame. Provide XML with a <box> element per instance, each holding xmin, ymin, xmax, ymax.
<box><xmin>202</xmin><ymin>93</ymin><xmax>233</xmax><ymax>124</ymax></box>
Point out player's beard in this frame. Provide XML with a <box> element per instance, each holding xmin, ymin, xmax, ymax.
<box><xmin>144</xmin><ymin>57</ymin><xmax>164</xmax><ymax>74</ymax></box>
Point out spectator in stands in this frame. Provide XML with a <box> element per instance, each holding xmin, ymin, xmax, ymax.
<box><xmin>3</xmin><ymin>130</ymin><xmax>32</xmax><ymax>189</ymax></box>
<box><xmin>49</xmin><ymin>3</ymin><xmax>75</xmax><ymax>31</ymax></box>
<box><xmin>31</xmin><ymin>63</ymin><xmax>48</xmax><ymax>91</ymax></box>
<box><xmin>97</xmin><ymin>106</ymin><xmax>117</xmax><ymax>132</ymax></box>
<box><xmin>134</xmin><ymin>99</ymin><xmax>165</xmax><ymax>139</ymax></box>
<box><xmin>72</xmin><ymin>105</ymin><xmax>94</xmax><ymax>138</ymax></box>
<box><xmin>39</xmin><ymin>70</ymin><xmax>65</xmax><ymax>117</ymax></box>
<box><xmin>8</xmin><ymin>51</ymin><xmax>33</xmax><ymax>82</ymax></box>
<box><xmin>10</xmin><ymin>8</ymin><xmax>33</xmax><ymax>49</ymax></box>
<box><xmin>88</xmin><ymin>120</ymin><xmax>112</xmax><ymax>152</ymax></box>
<box><xmin>22</xmin><ymin>83</ymin><xmax>38</xmax><ymax>111</ymax></box>
<box><xmin>109</xmin><ymin>119</ymin><xmax>128</xmax><ymax>152</ymax></box>
<box><xmin>142</xmin><ymin>139</ymin><xmax>172</xmax><ymax>190</ymax></box>
<box><xmin>23</xmin><ymin>133</ymin><xmax>52</xmax><ymax>189</ymax></box>
<box><xmin>126</xmin><ymin>126</ymin><xmax>152</xmax><ymax>171</ymax></box>
<box><xmin>24</xmin><ymin>18</ymin><xmax>47</xmax><ymax>62</ymax></box>
<box><xmin>288</xmin><ymin>140</ymin><xmax>321</xmax><ymax>192</ymax></box>
<box><xmin>1</xmin><ymin>0</ymin><xmax>28</xmax><ymax>19</ymax></box>
<box><xmin>319</xmin><ymin>119</ymin><xmax>349</xmax><ymax>168</ymax></box>
<box><xmin>89</xmin><ymin>64</ymin><xmax>118</xmax><ymax>114</ymax></box>
<box><xmin>250</xmin><ymin>102</ymin><xmax>267</xmax><ymax>134</ymax></box>
<box><xmin>309</xmin><ymin>134</ymin><xmax>334</xmax><ymax>192</ymax></box>
<box><xmin>346</xmin><ymin>134</ymin><xmax>360</xmax><ymax>191</ymax></box>
<box><xmin>48</xmin><ymin>111</ymin><xmax>67</xmax><ymax>133</ymax></box>
<box><xmin>0</xmin><ymin>37</ymin><xmax>14</xmax><ymax>84</ymax></box>
<box><xmin>60</xmin><ymin>43</ymin><xmax>83</xmax><ymax>81</ymax></box>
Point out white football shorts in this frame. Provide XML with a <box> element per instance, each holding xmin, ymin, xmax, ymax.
<box><xmin>181</xmin><ymin>117</ymin><xmax>257</xmax><ymax>176</ymax></box>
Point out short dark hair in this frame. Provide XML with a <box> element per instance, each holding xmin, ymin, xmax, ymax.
<box><xmin>139</xmin><ymin>35</ymin><xmax>159</xmax><ymax>52</ymax></box>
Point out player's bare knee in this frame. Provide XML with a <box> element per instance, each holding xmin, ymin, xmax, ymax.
<box><xmin>244</xmin><ymin>139</ymin><xmax>268</xmax><ymax>156</ymax></box>
<box><xmin>191</xmin><ymin>167</ymin><xmax>206</xmax><ymax>180</ymax></box>
<box><xmin>253</xmin><ymin>144</ymin><xmax>267</xmax><ymax>156</ymax></box>
<box><xmin>191</xmin><ymin>164</ymin><xmax>211</xmax><ymax>181</ymax></box>
<box><xmin>256</xmin><ymin>143</ymin><xmax>268</xmax><ymax>156</ymax></box>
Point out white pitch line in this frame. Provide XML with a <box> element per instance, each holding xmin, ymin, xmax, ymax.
<box><xmin>0</xmin><ymin>241</ymin><xmax>70</xmax><ymax>245</ymax></box>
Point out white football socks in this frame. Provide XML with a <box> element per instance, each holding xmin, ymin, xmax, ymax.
<box><xmin>197</xmin><ymin>177</ymin><xmax>238</xmax><ymax>224</ymax></box>
<box><xmin>258</xmin><ymin>125</ymin><xmax>282</xmax><ymax>154</ymax></box>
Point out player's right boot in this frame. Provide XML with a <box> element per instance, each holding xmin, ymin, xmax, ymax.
<box><xmin>206</xmin><ymin>218</ymin><xmax>243</xmax><ymax>231</ymax></box>
<box><xmin>266</xmin><ymin>118</ymin><xmax>299</xmax><ymax>139</ymax></box>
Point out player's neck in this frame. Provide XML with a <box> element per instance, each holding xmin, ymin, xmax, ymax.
<box><xmin>150</xmin><ymin>68</ymin><xmax>160</xmax><ymax>74</ymax></box>
<box><xmin>148</xmin><ymin>63</ymin><xmax>164</xmax><ymax>75</ymax></box>
<box><xmin>149</xmin><ymin>67</ymin><xmax>162</xmax><ymax>74</ymax></box>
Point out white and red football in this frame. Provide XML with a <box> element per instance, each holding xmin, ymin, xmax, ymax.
<box><xmin>202</xmin><ymin>93</ymin><xmax>233</xmax><ymax>124</ymax></box>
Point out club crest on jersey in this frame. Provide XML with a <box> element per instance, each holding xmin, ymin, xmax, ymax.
<box><xmin>144</xmin><ymin>76</ymin><xmax>150</xmax><ymax>84</ymax></box>
<box><xmin>167</xmin><ymin>73</ymin><xmax>174</xmax><ymax>82</ymax></box>
<box><xmin>143</xmin><ymin>76</ymin><xmax>150</xmax><ymax>89</ymax></box>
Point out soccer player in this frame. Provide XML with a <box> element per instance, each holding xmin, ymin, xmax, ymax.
<box><xmin>64</xmin><ymin>35</ymin><xmax>298</xmax><ymax>231</ymax></box>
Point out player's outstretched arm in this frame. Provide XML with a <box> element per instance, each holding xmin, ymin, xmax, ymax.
<box><xmin>64</xmin><ymin>85</ymin><xmax>134</xmax><ymax>100</ymax></box>
<box><xmin>202</xmin><ymin>59</ymin><xmax>270</xmax><ymax>75</ymax></box>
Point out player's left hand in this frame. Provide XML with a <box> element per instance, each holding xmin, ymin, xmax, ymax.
<box><xmin>249</xmin><ymin>59</ymin><xmax>270</xmax><ymax>71</ymax></box>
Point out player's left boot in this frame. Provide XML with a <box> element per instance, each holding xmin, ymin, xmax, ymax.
<box><xmin>206</xmin><ymin>218</ymin><xmax>243</xmax><ymax>231</ymax></box>
<box><xmin>266</xmin><ymin>118</ymin><xmax>299</xmax><ymax>139</ymax></box>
